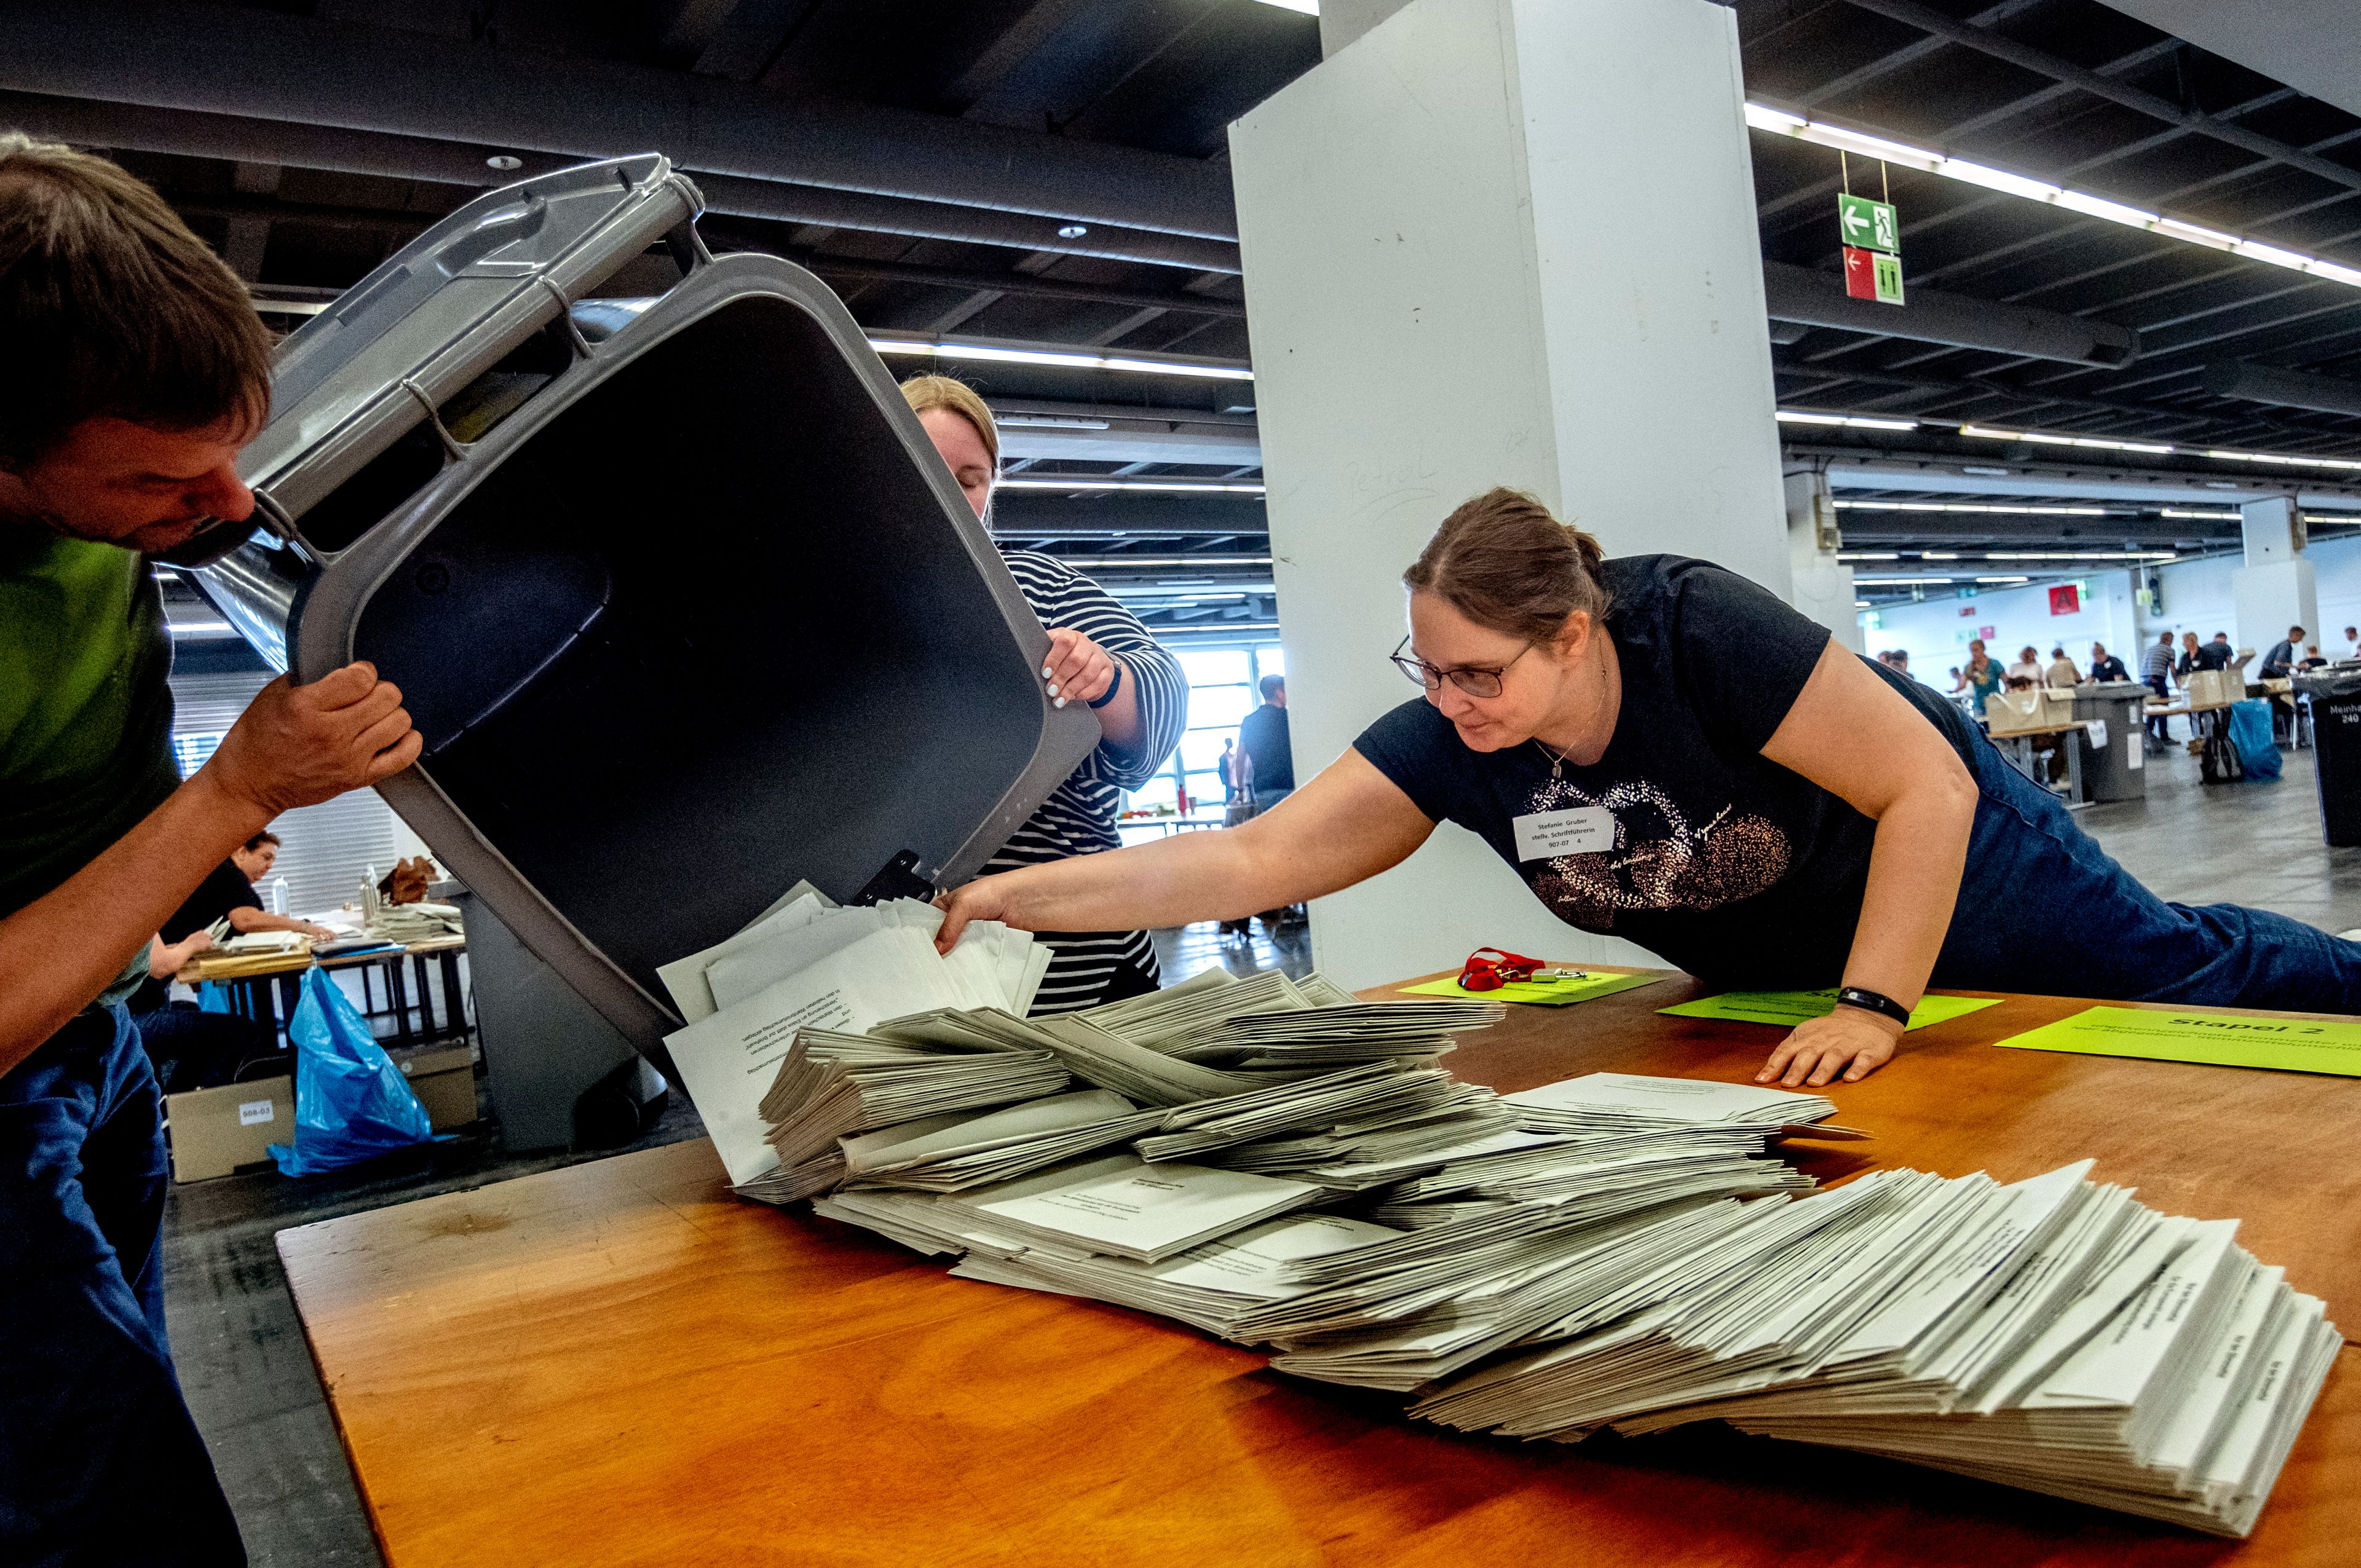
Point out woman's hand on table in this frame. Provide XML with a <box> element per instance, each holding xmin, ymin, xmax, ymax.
<box><xmin>1757</xmin><ymin>1007</ymin><xmax>1903</xmax><ymax>1087</ymax></box>
<box><xmin>1041</xmin><ymin>627</ymin><xmax>1118</xmax><ymax>709</ymax></box>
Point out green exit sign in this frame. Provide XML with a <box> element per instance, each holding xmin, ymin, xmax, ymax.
<box><xmin>1838</xmin><ymin>193</ymin><xmax>1900</xmax><ymax>253</ymax></box>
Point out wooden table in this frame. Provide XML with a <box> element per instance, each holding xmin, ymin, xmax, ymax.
<box><xmin>178</xmin><ymin>934</ymin><xmax>469</xmax><ymax>1046</ymax></box>
<box><xmin>1985</xmin><ymin>719</ymin><xmax>2094</xmax><ymax>801</ymax></box>
<box><xmin>278</xmin><ymin>972</ymin><xmax>2361</xmax><ymax>1567</ymax></box>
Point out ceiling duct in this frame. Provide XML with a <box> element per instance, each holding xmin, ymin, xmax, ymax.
<box><xmin>2203</xmin><ymin>361</ymin><xmax>2361</xmax><ymax>420</ymax></box>
<box><xmin>0</xmin><ymin>90</ymin><xmax>1240</xmax><ymax>272</ymax></box>
<box><xmin>1763</xmin><ymin>262</ymin><xmax>2141</xmax><ymax>367</ymax></box>
<box><xmin>0</xmin><ymin>0</ymin><xmax>1238</xmax><ymax>242</ymax></box>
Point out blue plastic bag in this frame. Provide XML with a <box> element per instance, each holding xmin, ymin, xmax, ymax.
<box><xmin>269</xmin><ymin>967</ymin><xmax>435</xmax><ymax>1175</ymax></box>
<box><xmin>198</xmin><ymin>980</ymin><xmax>232</xmax><ymax>1013</ymax></box>
<box><xmin>2228</xmin><ymin>698</ymin><xmax>2282</xmax><ymax>781</ymax></box>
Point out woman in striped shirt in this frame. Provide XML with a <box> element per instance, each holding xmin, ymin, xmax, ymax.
<box><xmin>901</xmin><ymin>375</ymin><xmax>1190</xmax><ymax>1012</ymax></box>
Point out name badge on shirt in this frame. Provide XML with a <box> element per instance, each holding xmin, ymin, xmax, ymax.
<box><xmin>1513</xmin><ymin>805</ymin><xmax>1615</xmax><ymax>862</ymax></box>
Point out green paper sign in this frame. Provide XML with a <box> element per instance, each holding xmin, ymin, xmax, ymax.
<box><xmin>1991</xmin><ymin>1006</ymin><xmax>2361</xmax><ymax>1078</ymax></box>
<box><xmin>1838</xmin><ymin>193</ymin><xmax>1900</xmax><ymax>253</ymax></box>
<box><xmin>1400</xmin><ymin>971</ymin><xmax>1669</xmax><ymax>1008</ymax></box>
<box><xmin>1658</xmin><ymin>989</ymin><xmax>1999</xmax><ymax>1031</ymax></box>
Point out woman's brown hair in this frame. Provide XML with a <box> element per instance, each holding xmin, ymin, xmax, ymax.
<box><xmin>1402</xmin><ymin>487</ymin><xmax>1610</xmax><ymax>644</ymax></box>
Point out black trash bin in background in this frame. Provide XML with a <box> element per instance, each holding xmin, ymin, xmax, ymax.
<box><xmin>2070</xmin><ymin>681</ymin><xmax>2152</xmax><ymax>803</ymax></box>
<box><xmin>2295</xmin><ymin>668</ymin><xmax>2361</xmax><ymax>846</ymax></box>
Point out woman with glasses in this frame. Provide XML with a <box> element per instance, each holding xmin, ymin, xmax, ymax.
<box><xmin>938</xmin><ymin>486</ymin><xmax>2361</xmax><ymax>1085</ymax></box>
<box><xmin>901</xmin><ymin>374</ymin><xmax>1190</xmax><ymax>1012</ymax></box>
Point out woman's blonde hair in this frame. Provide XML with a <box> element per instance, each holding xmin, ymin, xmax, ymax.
<box><xmin>1403</xmin><ymin>487</ymin><xmax>1610</xmax><ymax>645</ymax></box>
<box><xmin>898</xmin><ymin>373</ymin><xmax>999</xmax><ymax>467</ymax></box>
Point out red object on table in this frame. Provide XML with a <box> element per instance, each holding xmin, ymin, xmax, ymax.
<box><xmin>1458</xmin><ymin>947</ymin><xmax>1549</xmax><ymax>991</ymax></box>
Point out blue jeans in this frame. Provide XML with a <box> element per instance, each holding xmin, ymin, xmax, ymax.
<box><xmin>1935</xmin><ymin>733</ymin><xmax>2361</xmax><ymax>1009</ymax></box>
<box><xmin>0</xmin><ymin>1007</ymin><xmax>245</xmax><ymax>1566</ymax></box>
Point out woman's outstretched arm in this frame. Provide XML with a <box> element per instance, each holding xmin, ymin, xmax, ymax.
<box><xmin>938</xmin><ymin>748</ymin><xmax>1436</xmax><ymax>948</ymax></box>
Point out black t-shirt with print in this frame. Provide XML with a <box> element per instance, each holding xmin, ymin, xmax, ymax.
<box><xmin>1353</xmin><ymin>554</ymin><xmax>1980</xmax><ymax>988</ymax></box>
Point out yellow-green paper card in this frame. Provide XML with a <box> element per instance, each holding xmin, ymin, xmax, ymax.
<box><xmin>1399</xmin><ymin>971</ymin><xmax>1669</xmax><ymax>1007</ymax></box>
<box><xmin>1993</xmin><ymin>1006</ymin><xmax>2361</xmax><ymax>1077</ymax></box>
<box><xmin>1658</xmin><ymin>989</ymin><xmax>2000</xmax><ymax>1031</ymax></box>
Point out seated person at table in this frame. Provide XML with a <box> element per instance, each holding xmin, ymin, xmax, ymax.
<box><xmin>2087</xmin><ymin>642</ymin><xmax>2127</xmax><ymax>683</ymax></box>
<box><xmin>935</xmin><ymin>487</ymin><xmax>2361</xmax><ymax>1091</ymax></box>
<box><xmin>128</xmin><ymin>928</ymin><xmax>277</xmax><ymax>1092</ymax></box>
<box><xmin>2007</xmin><ymin>645</ymin><xmax>2044</xmax><ymax>686</ymax></box>
<box><xmin>2043</xmin><ymin>647</ymin><xmax>2079</xmax><ymax>688</ymax></box>
<box><xmin>169</xmin><ymin>830</ymin><xmax>333</xmax><ymax>946</ymax></box>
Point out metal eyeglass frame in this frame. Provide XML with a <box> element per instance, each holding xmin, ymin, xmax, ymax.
<box><xmin>1389</xmin><ymin>635</ymin><xmax>1532</xmax><ymax>698</ymax></box>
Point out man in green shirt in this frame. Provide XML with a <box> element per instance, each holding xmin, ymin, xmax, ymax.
<box><xmin>1</xmin><ymin>133</ymin><xmax>422</xmax><ymax>1564</ymax></box>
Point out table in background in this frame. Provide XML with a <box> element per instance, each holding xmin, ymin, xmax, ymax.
<box><xmin>1985</xmin><ymin>719</ymin><xmax>2094</xmax><ymax>802</ymax></box>
<box><xmin>178</xmin><ymin>935</ymin><xmax>469</xmax><ymax>1047</ymax></box>
<box><xmin>1116</xmin><ymin>810</ymin><xmax>1233</xmax><ymax>841</ymax></box>
<box><xmin>277</xmin><ymin>971</ymin><xmax>2359</xmax><ymax>1567</ymax></box>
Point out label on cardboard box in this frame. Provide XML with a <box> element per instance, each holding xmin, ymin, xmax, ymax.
<box><xmin>237</xmin><ymin>1098</ymin><xmax>275</xmax><ymax>1126</ymax></box>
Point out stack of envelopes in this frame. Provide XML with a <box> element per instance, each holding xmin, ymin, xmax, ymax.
<box><xmin>1408</xmin><ymin>1160</ymin><xmax>2338</xmax><ymax>1538</ymax></box>
<box><xmin>837</xmin><ymin>1089</ymin><xmax>1168</xmax><ymax>1192</ymax></box>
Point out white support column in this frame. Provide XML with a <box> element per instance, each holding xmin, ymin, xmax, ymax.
<box><xmin>1786</xmin><ymin>470</ymin><xmax>1862</xmax><ymax>655</ymax></box>
<box><xmin>1230</xmin><ymin>0</ymin><xmax>1790</xmax><ymax>990</ymax></box>
<box><xmin>2232</xmin><ymin>496</ymin><xmax>2317</xmax><ymax>665</ymax></box>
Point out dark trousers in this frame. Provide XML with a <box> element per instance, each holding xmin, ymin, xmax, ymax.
<box><xmin>0</xmin><ymin>1007</ymin><xmax>245</xmax><ymax>1566</ymax></box>
<box><xmin>2145</xmin><ymin>674</ymin><xmax>2172</xmax><ymax>741</ymax></box>
<box><xmin>130</xmin><ymin>1003</ymin><xmax>281</xmax><ymax>1093</ymax></box>
<box><xmin>1936</xmin><ymin>731</ymin><xmax>2361</xmax><ymax>1009</ymax></box>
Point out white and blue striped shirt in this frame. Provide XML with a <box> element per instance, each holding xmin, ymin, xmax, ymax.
<box><xmin>988</xmin><ymin>550</ymin><xmax>1189</xmax><ymax>1012</ymax></box>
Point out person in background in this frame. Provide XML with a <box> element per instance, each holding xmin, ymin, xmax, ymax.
<box><xmin>2087</xmin><ymin>642</ymin><xmax>2127</xmax><ymax>683</ymax></box>
<box><xmin>2175</xmin><ymin>629</ymin><xmax>2202</xmax><ymax>682</ymax></box>
<box><xmin>2343</xmin><ymin>626</ymin><xmax>2359</xmax><ymax>662</ymax></box>
<box><xmin>1888</xmin><ymin>650</ymin><xmax>1924</xmax><ymax>685</ymax></box>
<box><xmin>1236</xmin><ymin>675</ymin><xmax>1294</xmax><ymax>814</ymax></box>
<box><xmin>2008</xmin><ymin>645</ymin><xmax>2044</xmax><ymax>686</ymax></box>
<box><xmin>2141</xmin><ymin>631</ymin><xmax>2177</xmax><ymax>744</ymax></box>
<box><xmin>2261</xmin><ymin>624</ymin><xmax>2304</xmax><ymax>681</ymax></box>
<box><xmin>1218</xmin><ymin>738</ymin><xmax>1240</xmax><ymax>806</ymax></box>
<box><xmin>2044</xmin><ymin>647</ymin><xmax>2079</xmax><ymax>688</ymax></box>
<box><xmin>900</xmin><ymin>374</ymin><xmax>1188</xmax><ymax>1011</ymax></box>
<box><xmin>1</xmin><ymin>134</ymin><xmax>422</xmax><ymax>1565</ymax></box>
<box><xmin>124</xmin><ymin>829</ymin><xmax>325</xmax><ymax>1089</ymax></box>
<box><xmin>2194</xmin><ymin>631</ymin><xmax>2236</xmax><ymax>672</ymax></box>
<box><xmin>1953</xmin><ymin>639</ymin><xmax>2003</xmax><ymax>716</ymax></box>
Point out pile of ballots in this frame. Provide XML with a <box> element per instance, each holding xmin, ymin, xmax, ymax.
<box><xmin>656</xmin><ymin>906</ymin><xmax>2332</xmax><ymax>1537</ymax></box>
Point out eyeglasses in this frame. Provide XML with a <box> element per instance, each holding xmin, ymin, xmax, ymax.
<box><xmin>1390</xmin><ymin>635</ymin><xmax>1531</xmax><ymax>698</ymax></box>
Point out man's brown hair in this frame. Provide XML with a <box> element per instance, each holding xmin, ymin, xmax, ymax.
<box><xmin>242</xmin><ymin>831</ymin><xmax>281</xmax><ymax>853</ymax></box>
<box><xmin>0</xmin><ymin>132</ymin><xmax>271</xmax><ymax>466</ymax></box>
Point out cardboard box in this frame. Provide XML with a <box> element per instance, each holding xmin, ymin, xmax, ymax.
<box><xmin>2186</xmin><ymin>669</ymin><xmax>2245</xmax><ymax>709</ymax></box>
<box><xmin>1985</xmin><ymin>688</ymin><xmax>2075</xmax><ymax>736</ymax></box>
<box><xmin>389</xmin><ymin>1041</ymin><xmax>478</xmax><ymax>1130</ymax></box>
<box><xmin>166</xmin><ymin>1076</ymin><xmax>293</xmax><ymax>1183</ymax></box>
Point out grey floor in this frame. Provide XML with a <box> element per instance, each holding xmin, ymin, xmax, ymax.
<box><xmin>160</xmin><ymin>749</ymin><xmax>2347</xmax><ymax>1564</ymax></box>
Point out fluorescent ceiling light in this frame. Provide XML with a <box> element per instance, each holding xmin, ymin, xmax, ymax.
<box><xmin>1250</xmin><ymin>0</ymin><xmax>1318</xmax><ymax>11</ymax></box>
<box><xmin>1956</xmin><ymin>422</ymin><xmax>2361</xmax><ymax>472</ymax></box>
<box><xmin>1854</xmin><ymin>575</ymin><xmax>1962</xmax><ymax>584</ymax></box>
<box><xmin>1984</xmin><ymin>550</ymin><xmax>2178</xmax><ymax>560</ymax></box>
<box><xmin>1836</xmin><ymin>551</ymin><xmax>1902</xmax><ymax>560</ymax></box>
<box><xmin>871</xmin><ymin>338</ymin><xmax>1254</xmax><ymax>382</ymax></box>
<box><xmin>1921</xmin><ymin>551</ymin><xmax>1960</xmax><ymax>559</ymax></box>
<box><xmin>1976</xmin><ymin>575</ymin><xmax>2033</xmax><ymax>583</ymax></box>
<box><xmin>2161</xmin><ymin>509</ymin><xmax>2240</xmax><ymax>521</ymax></box>
<box><xmin>1957</xmin><ymin>425</ymin><xmax>2173</xmax><ymax>455</ymax></box>
<box><xmin>1052</xmin><ymin>556</ymin><xmax>1275</xmax><ymax>568</ymax></box>
<box><xmin>997</xmin><ymin>478</ymin><xmax>1267</xmax><ymax>494</ymax></box>
<box><xmin>1835</xmin><ymin>500</ymin><xmax>2109</xmax><ymax>516</ymax></box>
<box><xmin>1744</xmin><ymin>102</ymin><xmax>2361</xmax><ymax>293</ymax></box>
<box><xmin>1778</xmin><ymin>410</ymin><xmax>1916</xmax><ymax>430</ymax></box>
<box><xmin>996</xmin><ymin>415</ymin><xmax>1112</xmax><ymax>430</ymax></box>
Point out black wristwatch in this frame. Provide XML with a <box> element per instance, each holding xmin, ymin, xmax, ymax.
<box><xmin>1833</xmin><ymin>986</ymin><xmax>1912</xmax><ymax>1028</ymax></box>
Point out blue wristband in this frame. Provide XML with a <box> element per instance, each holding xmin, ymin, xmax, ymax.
<box><xmin>1086</xmin><ymin>660</ymin><xmax>1123</xmax><ymax>709</ymax></box>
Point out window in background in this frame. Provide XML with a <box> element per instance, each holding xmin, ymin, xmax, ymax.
<box><xmin>1121</xmin><ymin>643</ymin><xmax>1284</xmax><ymax>833</ymax></box>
